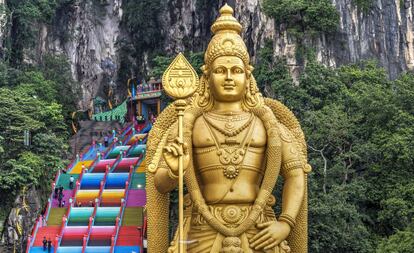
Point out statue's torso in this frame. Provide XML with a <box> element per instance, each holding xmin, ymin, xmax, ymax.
<box><xmin>192</xmin><ymin>111</ymin><xmax>267</xmax><ymax>204</ymax></box>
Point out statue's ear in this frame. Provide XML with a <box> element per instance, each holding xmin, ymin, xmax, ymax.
<box><xmin>246</xmin><ymin>65</ymin><xmax>254</xmax><ymax>76</ymax></box>
<box><xmin>201</xmin><ymin>65</ymin><xmax>209</xmax><ymax>76</ymax></box>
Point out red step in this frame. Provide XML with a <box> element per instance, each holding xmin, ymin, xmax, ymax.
<box><xmin>116</xmin><ymin>227</ymin><xmax>141</xmax><ymax>246</ymax></box>
<box><xmin>33</xmin><ymin>226</ymin><xmax>60</xmax><ymax>246</ymax></box>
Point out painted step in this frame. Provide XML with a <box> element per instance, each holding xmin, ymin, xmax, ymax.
<box><xmin>114</xmin><ymin>246</ymin><xmax>140</xmax><ymax>253</ymax></box>
<box><xmin>126</xmin><ymin>190</ymin><xmax>146</xmax><ymax>207</ymax></box>
<box><xmin>116</xmin><ymin>227</ymin><xmax>142</xmax><ymax>246</ymax></box>
<box><xmin>56</xmin><ymin>174</ymin><xmax>79</xmax><ymax>190</ymax></box>
<box><xmin>130</xmin><ymin>174</ymin><xmax>145</xmax><ymax>189</ymax></box>
<box><xmin>121</xmin><ymin>207</ymin><xmax>143</xmax><ymax>226</ymax></box>
<box><xmin>51</xmin><ymin>190</ymin><xmax>74</xmax><ymax>208</ymax></box>
<box><xmin>47</xmin><ymin>208</ymin><xmax>66</xmax><ymax>225</ymax></box>
<box><xmin>33</xmin><ymin>226</ymin><xmax>60</xmax><ymax>246</ymax></box>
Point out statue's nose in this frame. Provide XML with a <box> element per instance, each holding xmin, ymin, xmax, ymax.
<box><xmin>225</xmin><ymin>69</ymin><xmax>233</xmax><ymax>80</ymax></box>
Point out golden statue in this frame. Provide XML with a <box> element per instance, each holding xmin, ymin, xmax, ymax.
<box><xmin>146</xmin><ymin>4</ymin><xmax>311</xmax><ymax>253</ymax></box>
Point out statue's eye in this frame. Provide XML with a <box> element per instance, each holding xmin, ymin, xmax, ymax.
<box><xmin>233</xmin><ymin>68</ymin><xmax>244</xmax><ymax>74</ymax></box>
<box><xmin>214</xmin><ymin>68</ymin><xmax>225</xmax><ymax>74</ymax></box>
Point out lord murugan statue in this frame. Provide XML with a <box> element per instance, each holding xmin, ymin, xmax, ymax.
<box><xmin>146</xmin><ymin>4</ymin><xmax>311</xmax><ymax>253</ymax></box>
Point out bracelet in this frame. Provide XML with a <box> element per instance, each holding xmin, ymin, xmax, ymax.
<box><xmin>278</xmin><ymin>213</ymin><xmax>296</xmax><ymax>228</ymax></box>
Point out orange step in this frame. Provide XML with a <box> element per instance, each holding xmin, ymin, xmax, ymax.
<box><xmin>33</xmin><ymin>226</ymin><xmax>60</xmax><ymax>246</ymax></box>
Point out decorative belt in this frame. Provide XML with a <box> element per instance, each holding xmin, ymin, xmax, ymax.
<box><xmin>191</xmin><ymin>203</ymin><xmax>275</xmax><ymax>228</ymax></box>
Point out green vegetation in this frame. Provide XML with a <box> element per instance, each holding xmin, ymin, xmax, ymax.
<box><xmin>254</xmin><ymin>43</ymin><xmax>414</xmax><ymax>252</ymax></box>
<box><xmin>4</xmin><ymin>0</ymin><xmax>63</xmax><ymax>63</ymax></box>
<box><xmin>0</xmin><ymin>55</ymin><xmax>76</xmax><ymax>217</ymax></box>
<box><xmin>262</xmin><ymin>0</ymin><xmax>339</xmax><ymax>62</ymax></box>
<box><xmin>262</xmin><ymin>0</ymin><xmax>340</xmax><ymax>36</ymax></box>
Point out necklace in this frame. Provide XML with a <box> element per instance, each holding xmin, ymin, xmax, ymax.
<box><xmin>202</xmin><ymin>116</ymin><xmax>256</xmax><ymax>179</ymax></box>
<box><xmin>203</xmin><ymin>112</ymin><xmax>253</xmax><ymax>137</ymax></box>
<box><xmin>205</xmin><ymin>111</ymin><xmax>251</xmax><ymax>122</ymax></box>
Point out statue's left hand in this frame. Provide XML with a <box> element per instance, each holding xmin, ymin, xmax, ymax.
<box><xmin>249</xmin><ymin>221</ymin><xmax>291</xmax><ymax>250</ymax></box>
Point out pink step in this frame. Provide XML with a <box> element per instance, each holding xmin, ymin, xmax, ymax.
<box><xmin>126</xmin><ymin>190</ymin><xmax>146</xmax><ymax>207</ymax></box>
<box><xmin>52</xmin><ymin>190</ymin><xmax>74</xmax><ymax>207</ymax></box>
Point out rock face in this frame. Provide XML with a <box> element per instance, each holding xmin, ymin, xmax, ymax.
<box><xmin>0</xmin><ymin>187</ymin><xmax>42</xmax><ymax>253</ymax></box>
<box><xmin>0</xmin><ymin>0</ymin><xmax>5</xmax><ymax>46</ymax></box>
<box><xmin>37</xmin><ymin>0</ymin><xmax>414</xmax><ymax>108</ymax></box>
<box><xmin>41</xmin><ymin>0</ymin><xmax>123</xmax><ymax>109</ymax></box>
<box><xmin>317</xmin><ymin>0</ymin><xmax>414</xmax><ymax>79</ymax></box>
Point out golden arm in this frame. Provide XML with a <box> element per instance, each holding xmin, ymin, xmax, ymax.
<box><xmin>279</xmin><ymin>125</ymin><xmax>306</xmax><ymax>226</ymax></box>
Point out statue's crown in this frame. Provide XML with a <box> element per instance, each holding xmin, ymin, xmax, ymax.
<box><xmin>211</xmin><ymin>4</ymin><xmax>242</xmax><ymax>34</ymax></box>
<box><xmin>204</xmin><ymin>4</ymin><xmax>250</xmax><ymax>68</ymax></box>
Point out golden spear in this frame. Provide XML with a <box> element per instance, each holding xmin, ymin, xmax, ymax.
<box><xmin>162</xmin><ymin>53</ymin><xmax>199</xmax><ymax>253</ymax></box>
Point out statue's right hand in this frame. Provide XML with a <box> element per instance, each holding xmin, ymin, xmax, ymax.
<box><xmin>163</xmin><ymin>137</ymin><xmax>190</xmax><ymax>177</ymax></box>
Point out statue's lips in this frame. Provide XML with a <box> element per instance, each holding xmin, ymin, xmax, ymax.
<box><xmin>223</xmin><ymin>83</ymin><xmax>236</xmax><ymax>90</ymax></box>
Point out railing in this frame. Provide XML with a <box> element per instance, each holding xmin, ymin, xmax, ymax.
<box><xmin>103</xmin><ymin>137</ymin><xmax>119</xmax><ymax>160</ymax></box>
<box><xmin>120</xmin><ymin>123</ymin><xmax>133</xmax><ymax>139</ymax></box>
<box><xmin>109</xmin><ymin>153</ymin><xmax>123</xmax><ymax>173</ymax></box>
<box><xmin>84</xmin><ymin>216</ymin><xmax>94</xmax><ymax>251</ymax></box>
<box><xmin>88</xmin><ymin>152</ymin><xmax>103</xmax><ymax>173</ymax></box>
<box><xmin>112</xmin><ymin>204</ymin><xmax>125</xmax><ymax>252</ymax></box>
<box><xmin>67</xmin><ymin>141</ymin><xmax>96</xmax><ymax>173</ymax></box>
<box><xmin>97</xmin><ymin>168</ymin><xmax>109</xmax><ymax>205</ymax></box>
<box><xmin>91</xmin><ymin>203</ymin><xmax>98</xmax><ymax>225</ymax></box>
<box><xmin>113</xmin><ymin>166</ymin><xmax>134</xmax><ymax>251</ymax></box>
<box><xmin>110</xmin><ymin>216</ymin><xmax>121</xmax><ymax>253</ymax></box>
<box><xmin>26</xmin><ymin>235</ymin><xmax>32</xmax><ymax>253</ymax></box>
<box><xmin>45</xmin><ymin>170</ymin><xmax>61</xmax><ymax>221</ymax></box>
<box><xmin>27</xmin><ymin>216</ymin><xmax>42</xmax><ymax>251</ymax></box>
<box><xmin>54</xmin><ymin>215</ymin><xmax>67</xmax><ymax>253</ymax></box>
<box><xmin>77</xmin><ymin>168</ymin><xmax>86</xmax><ymax>188</ymax></box>
<box><xmin>72</xmin><ymin>180</ymin><xmax>81</xmax><ymax>204</ymax></box>
<box><xmin>82</xmin><ymin>234</ymin><xmax>87</xmax><ymax>253</ymax></box>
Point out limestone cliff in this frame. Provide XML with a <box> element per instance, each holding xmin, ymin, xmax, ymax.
<box><xmin>29</xmin><ymin>0</ymin><xmax>414</xmax><ymax>108</ymax></box>
<box><xmin>3</xmin><ymin>0</ymin><xmax>414</xmax><ymax>108</ymax></box>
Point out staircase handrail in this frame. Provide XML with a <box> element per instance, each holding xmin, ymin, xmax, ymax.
<box><xmin>97</xmin><ymin>168</ymin><xmax>109</xmax><ymax>207</ymax></box>
<box><xmin>27</xmin><ymin>216</ymin><xmax>41</xmax><ymax>250</ymax></box>
<box><xmin>88</xmin><ymin>152</ymin><xmax>102</xmax><ymax>173</ymax></box>
<box><xmin>109</xmin><ymin>153</ymin><xmax>123</xmax><ymax>173</ymax></box>
<box><xmin>113</xmin><ymin>166</ymin><xmax>133</xmax><ymax>249</ymax></box>
<box><xmin>77</xmin><ymin>167</ymin><xmax>86</xmax><ymax>187</ymax></box>
<box><xmin>111</xmin><ymin>216</ymin><xmax>121</xmax><ymax>253</ymax></box>
<box><xmin>91</xmin><ymin>202</ymin><xmax>98</xmax><ymax>226</ymax></box>
<box><xmin>55</xmin><ymin>215</ymin><xmax>67</xmax><ymax>253</ymax></box>
<box><xmin>84</xmin><ymin>216</ymin><xmax>94</xmax><ymax>250</ymax></box>
<box><xmin>103</xmin><ymin>136</ymin><xmax>119</xmax><ymax>159</ymax></box>
<box><xmin>82</xmin><ymin>234</ymin><xmax>87</xmax><ymax>253</ymax></box>
<box><xmin>26</xmin><ymin>234</ymin><xmax>32</xmax><ymax>253</ymax></box>
<box><xmin>67</xmin><ymin>141</ymin><xmax>96</xmax><ymax>173</ymax></box>
<box><xmin>110</xmin><ymin>235</ymin><xmax>115</xmax><ymax>253</ymax></box>
<box><xmin>113</xmin><ymin>201</ymin><xmax>126</xmax><ymax>250</ymax></box>
<box><xmin>70</xmin><ymin>179</ymin><xmax>82</xmax><ymax>209</ymax></box>
<box><xmin>120</xmin><ymin>123</ymin><xmax>133</xmax><ymax>139</ymax></box>
<box><xmin>45</xmin><ymin>170</ymin><xmax>61</xmax><ymax>221</ymax></box>
<box><xmin>125</xmin><ymin>139</ymin><xmax>140</xmax><ymax>157</ymax></box>
<box><xmin>120</xmin><ymin>129</ymin><xmax>135</xmax><ymax>146</ymax></box>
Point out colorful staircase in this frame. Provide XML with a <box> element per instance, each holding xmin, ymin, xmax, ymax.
<box><xmin>27</xmin><ymin>123</ymin><xmax>148</xmax><ymax>253</ymax></box>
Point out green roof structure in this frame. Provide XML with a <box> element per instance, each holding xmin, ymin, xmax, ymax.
<box><xmin>92</xmin><ymin>100</ymin><xmax>127</xmax><ymax>124</ymax></box>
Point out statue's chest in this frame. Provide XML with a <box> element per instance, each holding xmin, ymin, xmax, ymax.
<box><xmin>192</xmin><ymin>115</ymin><xmax>267</xmax><ymax>148</ymax></box>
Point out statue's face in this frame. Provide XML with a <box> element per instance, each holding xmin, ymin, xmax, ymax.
<box><xmin>209</xmin><ymin>56</ymin><xmax>247</xmax><ymax>103</ymax></box>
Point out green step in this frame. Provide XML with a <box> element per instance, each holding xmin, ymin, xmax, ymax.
<box><xmin>47</xmin><ymin>208</ymin><xmax>66</xmax><ymax>225</ymax></box>
<box><xmin>56</xmin><ymin>174</ymin><xmax>80</xmax><ymax>190</ymax></box>
<box><xmin>122</xmin><ymin>207</ymin><xmax>143</xmax><ymax>226</ymax></box>
<box><xmin>130</xmin><ymin>173</ymin><xmax>146</xmax><ymax>189</ymax></box>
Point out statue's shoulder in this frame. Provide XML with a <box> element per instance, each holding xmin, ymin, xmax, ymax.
<box><xmin>263</xmin><ymin>98</ymin><xmax>307</xmax><ymax>154</ymax></box>
<box><xmin>263</xmin><ymin>98</ymin><xmax>301</xmax><ymax>131</ymax></box>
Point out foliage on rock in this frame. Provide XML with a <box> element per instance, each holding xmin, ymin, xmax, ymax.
<box><xmin>254</xmin><ymin>43</ymin><xmax>414</xmax><ymax>252</ymax></box>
